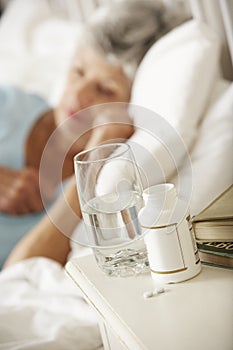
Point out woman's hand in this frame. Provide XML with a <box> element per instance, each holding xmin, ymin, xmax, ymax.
<box><xmin>0</xmin><ymin>167</ymin><xmax>54</xmax><ymax>215</ymax></box>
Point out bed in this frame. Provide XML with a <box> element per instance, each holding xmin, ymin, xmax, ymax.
<box><xmin>0</xmin><ymin>0</ymin><xmax>232</xmax><ymax>349</ymax></box>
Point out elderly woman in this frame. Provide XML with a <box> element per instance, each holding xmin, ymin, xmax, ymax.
<box><xmin>1</xmin><ymin>0</ymin><xmax>187</xmax><ymax>268</ymax></box>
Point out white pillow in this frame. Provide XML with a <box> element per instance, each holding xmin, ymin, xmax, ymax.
<box><xmin>95</xmin><ymin>20</ymin><xmax>222</xmax><ymax>205</ymax></box>
<box><xmin>130</xmin><ymin>20</ymin><xmax>221</xmax><ymax>186</ymax></box>
<box><xmin>183</xmin><ymin>80</ymin><xmax>233</xmax><ymax>215</ymax></box>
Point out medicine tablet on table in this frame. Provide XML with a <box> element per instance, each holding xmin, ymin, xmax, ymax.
<box><xmin>155</xmin><ymin>287</ymin><xmax>165</xmax><ymax>294</ymax></box>
<box><xmin>143</xmin><ymin>291</ymin><xmax>154</xmax><ymax>298</ymax></box>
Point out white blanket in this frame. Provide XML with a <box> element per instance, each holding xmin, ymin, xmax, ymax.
<box><xmin>0</xmin><ymin>257</ymin><xmax>102</xmax><ymax>350</ymax></box>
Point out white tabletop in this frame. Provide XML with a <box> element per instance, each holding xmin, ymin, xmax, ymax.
<box><xmin>66</xmin><ymin>255</ymin><xmax>233</xmax><ymax>350</ymax></box>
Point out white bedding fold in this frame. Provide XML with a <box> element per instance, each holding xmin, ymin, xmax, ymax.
<box><xmin>0</xmin><ymin>258</ymin><xmax>102</xmax><ymax>350</ymax></box>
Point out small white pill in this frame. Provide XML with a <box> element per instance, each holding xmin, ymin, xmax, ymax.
<box><xmin>143</xmin><ymin>287</ymin><xmax>166</xmax><ymax>299</ymax></box>
<box><xmin>143</xmin><ymin>291</ymin><xmax>154</xmax><ymax>299</ymax></box>
<box><xmin>155</xmin><ymin>287</ymin><xmax>165</xmax><ymax>294</ymax></box>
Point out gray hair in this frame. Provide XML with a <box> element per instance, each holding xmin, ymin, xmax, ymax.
<box><xmin>81</xmin><ymin>0</ymin><xmax>190</xmax><ymax>79</ymax></box>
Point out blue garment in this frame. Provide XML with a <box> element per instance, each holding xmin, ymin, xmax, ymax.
<box><xmin>0</xmin><ymin>86</ymin><xmax>50</xmax><ymax>268</ymax></box>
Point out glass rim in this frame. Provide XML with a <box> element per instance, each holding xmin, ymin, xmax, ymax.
<box><xmin>74</xmin><ymin>142</ymin><xmax>130</xmax><ymax>164</ymax></box>
<box><xmin>143</xmin><ymin>183</ymin><xmax>175</xmax><ymax>197</ymax></box>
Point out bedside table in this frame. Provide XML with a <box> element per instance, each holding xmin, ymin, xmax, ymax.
<box><xmin>66</xmin><ymin>254</ymin><xmax>233</xmax><ymax>350</ymax></box>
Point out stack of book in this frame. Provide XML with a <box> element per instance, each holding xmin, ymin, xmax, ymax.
<box><xmin>192</xmin><ymin>185</ymin><xmax>233</xmax><ymax>269</ymax></box>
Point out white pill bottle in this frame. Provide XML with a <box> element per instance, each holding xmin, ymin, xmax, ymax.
<box><xmin>139</xmin><ymin>184</ymin><xmax>201</xmax><ymax>284</ymax></box>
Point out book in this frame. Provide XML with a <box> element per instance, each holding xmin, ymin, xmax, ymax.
<box><xmin>197</xmin><ymin>241</ymin><xmax>233</xmax><ymax>269</ymax></box>
<box><xmin>192</xmin><ymin>185</ymin><xmax>233</xmax><ymax>242</ymax></box>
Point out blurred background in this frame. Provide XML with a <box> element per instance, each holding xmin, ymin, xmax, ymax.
<box><xmin>0</xmin><ymin>0</ymin><xmax>231</xmax><ymax>105</ymax></box>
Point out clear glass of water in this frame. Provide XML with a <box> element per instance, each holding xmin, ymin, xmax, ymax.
<box><xmin>74</xmin><ymin>143</ymin><xmax>149</xmax><ymax>277</ymax></box>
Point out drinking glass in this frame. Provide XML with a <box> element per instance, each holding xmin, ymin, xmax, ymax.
<box><xmin>74</xmin><ymin>142</ymin><xmax>149</xmax><ymax>277</ymax></box>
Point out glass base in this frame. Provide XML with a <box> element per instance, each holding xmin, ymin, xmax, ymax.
<box><xmin>93</xmin><ymin>240</ymin><xmax>149</xmax><ymax>277</ymax></box>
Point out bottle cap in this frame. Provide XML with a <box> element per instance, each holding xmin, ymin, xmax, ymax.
<box><xmin>139</xmin><ymin>184</ymin><xmax>177</xmax><ymax>227</ymax></box>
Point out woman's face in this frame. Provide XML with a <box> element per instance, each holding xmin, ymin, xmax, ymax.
<box><xmin>54</xmin><ymin>46</ymin><xmax>131</xmax><ymax>125</ymax></box>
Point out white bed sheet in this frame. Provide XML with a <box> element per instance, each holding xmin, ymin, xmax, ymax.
<box><xmin>0</xmin><ymin>257</ymin><xmax>102</xmax><ymax>350</ymax></box>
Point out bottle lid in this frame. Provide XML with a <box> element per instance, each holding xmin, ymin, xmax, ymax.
<box><xmin>139</xmin><ymin>184</ymin><xmax>178</xmax><ymax>228</ymax></box>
